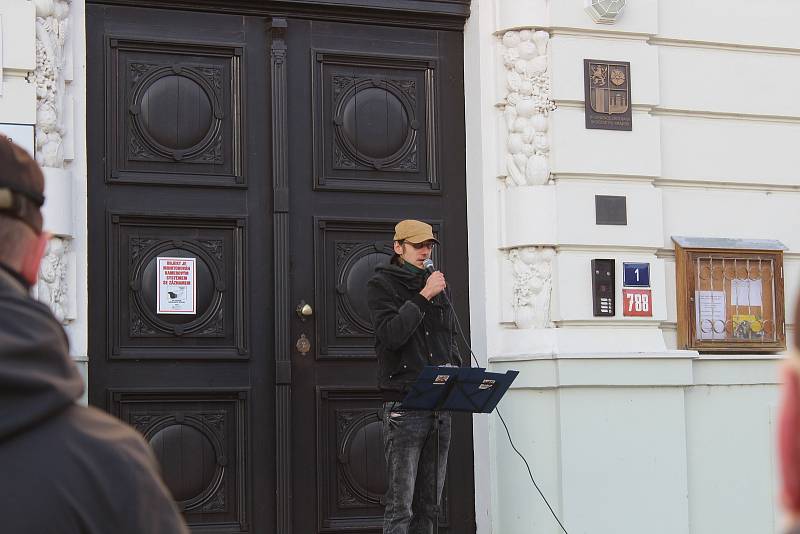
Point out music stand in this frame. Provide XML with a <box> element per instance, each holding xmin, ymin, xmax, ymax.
<box><xmin>401</xmin><ymin>366</ymin><xmax>519</xmax><ymax>533</ymax></box>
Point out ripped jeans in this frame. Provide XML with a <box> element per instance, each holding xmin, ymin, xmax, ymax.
<box><xmin>382</xmin><ymin>402</ymin><xmax>451</xmax><ymax>534</ymax></box>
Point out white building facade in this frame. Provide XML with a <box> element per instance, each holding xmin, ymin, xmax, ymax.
<box><xmin>1</xmin><ymin>0</ymin><xmax>796</xmax><ymax>532</ymax></box>
<box><xmin>465</xmin><ymin>1</ymin><xmax>797</xmax><ymax>533</ymax></box>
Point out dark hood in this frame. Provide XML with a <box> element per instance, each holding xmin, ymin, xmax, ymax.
<box><xmin>373</xmin><ymin>263</ymin><xmax>447</xmax><ymax>308</ymax></box>
<box><xmin>374</xmin><ymin>263</ymin><xmax>426</xmax><ymax>290</ymax></box>
<box><xmin>0</xmin><ymin>267</ymin><xmax>83</xmax><ymax>441</ymax></box>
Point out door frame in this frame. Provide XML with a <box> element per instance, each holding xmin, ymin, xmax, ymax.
<box><xmin>268</xmin><ymin>18</ymin><xmax>293</xmax><ymax>532</ymax></box>
<box><xmin>90</xmin><ymin>0</ymin><xmax>470</xmax><ymax>31</ymax></box>
<box><xmin>87</xmin><ymin>2</ymin><xmax>472</xmax><ymax>532</ymax></box>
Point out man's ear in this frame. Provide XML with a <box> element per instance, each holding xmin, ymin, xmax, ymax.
<box><xmin>20</xmin><ymin>232</ymin><xmax>50</xmax><ymax>286</ymax></box>
<box><xmin>393</xmin><ymin>241</ymin><xmax>404</xmax><ymax>255</ymax></box>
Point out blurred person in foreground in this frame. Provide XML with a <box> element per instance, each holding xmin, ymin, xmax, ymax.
<box><xmin>780</xmin><ymin>295</ymin><xmax>800</xmax><ymax>534</ymax></box>
<box><xmin>0</xmin><ymin>136</ymin><xmax>188</xmax><ymax>533</ymax></box>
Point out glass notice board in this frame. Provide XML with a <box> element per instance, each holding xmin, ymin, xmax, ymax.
<box><xmin>674</xmin><ymin>239</ymin><xmax>786</xmax><ymax>352</ymax></box>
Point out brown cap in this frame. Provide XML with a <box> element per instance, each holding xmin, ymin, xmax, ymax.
<box><xmin>0</xmin><ymin>135</ymin><xmax>44</xmax><ymax>233</ymax></box>
<box><xmin>393</xmin><ymin>219</ymin><xmax>439</xmax><ymax>244</ymax></box>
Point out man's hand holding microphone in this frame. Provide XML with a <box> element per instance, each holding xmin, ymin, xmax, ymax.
<box><xmin>420</xmin><ymin>258</ymin><xmax>446</xmax><ymax>301</ymax></box>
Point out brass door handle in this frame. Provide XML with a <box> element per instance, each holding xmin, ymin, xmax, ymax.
<box><xmin>296</xmin><ymin>300</ymin><xmax>313</xmax><ymax>320</ymax></box>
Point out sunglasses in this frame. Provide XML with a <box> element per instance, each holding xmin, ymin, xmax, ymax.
<box><xmin>403</xmin><ymin>241</ymin><xmax>436</xmax><ymax>250</ymax></box>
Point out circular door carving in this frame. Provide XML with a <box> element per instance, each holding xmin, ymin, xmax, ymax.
<box><xmin>333</xmin><ymin>79</ymin><xmax>417</xmax><ymax>170</ymax></box>
<box><xmin>130</xmin><ymin>240</ymin><xmax>225</xmax><ymax>336</ymax></box>
<box><xmin>336</xmin><ymin>243</ymin><xmax>393</xmax><ymax>334</ymax></box>
<box><xmin>144</xmin><ymin>415</ymin><xmax>226</xmax><ymax>511</ymax></box>
<box><xmin>130</xmin><ymin>66</ymin><xmax>223</xmax><ymax>161</ymax></box>
<box><xmin>341</xmin><ymin>87</ymin><xmax>408</xmax><ymax>159</ymax></box>
<box><xmin>338</xmin><ymin>412</ymin><xmax>386</xmax><ymax>503</ymax></box>
<box><xmin>140</xmin><ymin>75</ymin><xmax>214</xmax><ymax>150</ymax></box>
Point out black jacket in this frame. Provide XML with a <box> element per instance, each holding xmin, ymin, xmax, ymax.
<box><xmin>0</xmin><ymin>267</ymin><xmax>188</xmax><ymax>534</ymax></box>
<box><xmin>367</xmin><ymin>262</ymin><xmax>462</xmax><ymax>394</ymax></box>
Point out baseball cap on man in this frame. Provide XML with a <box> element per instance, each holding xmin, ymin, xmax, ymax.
<box><xmin>0</xmin><ymin>136</ymin><xmax>44</xmax><ymax>233</ymax></box>
<box><xmin>393</xmin><ymin>219</ymin><xmax>439</xmax><ymax>244</ymax></box>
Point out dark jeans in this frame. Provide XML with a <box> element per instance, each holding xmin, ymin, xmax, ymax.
<box><xmin>382</xmin><ymin>402</ymin><xmax>452</xmax><ymax>534</ymax></box>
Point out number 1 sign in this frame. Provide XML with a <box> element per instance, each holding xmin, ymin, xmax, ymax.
<box><xmin>623</xmin><ymin>262</ymin><xmax>650</xmax><ymax>287</ymax></box>
<box><xmin>623</xmin><ymin>289</ymin><xmax>652</xmax><ymax>317</ymax></box>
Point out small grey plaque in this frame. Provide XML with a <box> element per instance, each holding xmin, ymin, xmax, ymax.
<box><xmin>595</xmin><ymin>195</ymin><xmax>627</xmax><ymax>225</ymax></box>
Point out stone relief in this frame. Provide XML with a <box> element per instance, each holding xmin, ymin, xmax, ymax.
<box><xmin>508</xmin><ymin>247</ymin><xmax>555</xmax><ymax>329</ymax></box>
<box><xmin>32</xmin><ymin>237</ymin><xmax>72</xmax><ymax>323</ymax></box>
<box><xmin>34</xmin><ymin>0</ymin><xmax>71</xmax><ymax>169</ymax></box>
<box><xmin>33</xmin><ymin>1</ymin><xmax>75</xmax><ymax>324</ymax></box>
<box><xmin>501</xmin><ymin>30</ymin><xmax>556</xmax><ymax>187</ymax></box>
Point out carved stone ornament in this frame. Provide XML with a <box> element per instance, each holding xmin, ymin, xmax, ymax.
<box><xmin>32</xmin><ymin>237</ymin><xmax>72</xmax><ymax>323</ymax></box>
<box><xmin>33</xmin><ymin>1</ymin><xmax>75</xmax><ymax>324</ymax></box>
<box><xmin>584</xmin><ymin>0</ymin><xmax>627</xmax><ymax>24</ymax></box>
<box><xmin>33</xmin><ymin>0</ymin><xmax>71</xmax><ymax>169</ymax></box>
<box><xmin>508</xmin><ymin>247</ymin><xmax>555</xmax><ymax>329</ymax></box>
<box><xmin>501</xmin><ymin>30</ymin><xmax>556</xmax><ymax>187</ymax></box>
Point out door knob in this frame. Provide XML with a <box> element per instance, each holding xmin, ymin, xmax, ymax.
<box><xmin>296</xmin><ymin>300</ymin><xmax>313</xmax><ymax>320</ymax></box>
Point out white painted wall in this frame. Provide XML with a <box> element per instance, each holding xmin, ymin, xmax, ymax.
<box><xmin>0</xmin><ymin>1</ymin><xmax>87</xmax><ymax>398</ymax></box>
<box><xmin>66</xmin><ymin>0</ymin><xmax>88</xmax><ymax>397</ymax></box>
<box><xmin>0</xmin><ymin>2</ymin><xmax>36</xmax><ymax>126</ymax></box>
<box><xmin>0</xmin><ymin>1</ymin><xmax>36</xmax><ymax>123</ymax></box>
<box><xmin>465</xmin><ymin>1</ymin><xmax>793</xmax><ymax>533</ymax></box>
<box><xmin>464</xmin><ymin>1</ymin><xmax>502</xmax><ymax>531</ymax></box>
<box><xmin>487</xmin><ymin>354</ymin><xmax>783</xmax><ymax>534</ymax></box>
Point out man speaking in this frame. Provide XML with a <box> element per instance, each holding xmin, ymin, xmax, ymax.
<box><xmin>367</xmin><ymin>219</ymin><xmax>462</xmax><ymax>534</ymax></box>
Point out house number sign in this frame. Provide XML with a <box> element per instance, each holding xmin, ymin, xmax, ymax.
<box><xmin>623</xmin><ymin>262</ymin><xmax>650</xmax><ymax>287</ymax></box>
<box><xmin>623</xmin><ymin>262</ymin><xmax>651</xmax><ymax>316</ymax></box>
<box><xmin>623</xmin><ymin>289</ymin><xmax>652</xmax><ymax>317</ymax></box>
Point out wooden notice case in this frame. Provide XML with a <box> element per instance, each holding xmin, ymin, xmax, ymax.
<box><xmin>674</xmin><ymin>237</ymin><xmax>786</xmax><ymax>352</ymax></box>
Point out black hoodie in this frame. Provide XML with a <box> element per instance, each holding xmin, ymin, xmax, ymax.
<box><xmin>366</xmin><ymin>262</ymin><xmax>462</xmax><ymax>396</ymax></box>
<box><xmin>0</xmin><ymin>267</ymin><xmax>188</xmax><ymax>534</ymax></box>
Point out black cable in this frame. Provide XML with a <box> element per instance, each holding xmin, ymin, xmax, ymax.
<box><xmin>495</xmin><ymin>408</ymin><xmax>569</xmax><ymax>534</ymax></box>
<box><xmin>441</xmin><ymin>289</ymin><xmax>570</xmax><ymax>534</ymax></box>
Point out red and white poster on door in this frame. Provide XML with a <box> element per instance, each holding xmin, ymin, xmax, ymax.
<box><xmin>623</xmin><ymin>289</ymin><xmax>652</xmax><ymax>317</ymax></box>
<box><xmin>157</xmin><ymin>257</ymin><xmax>196</xmax><ymax>314</ymax></box>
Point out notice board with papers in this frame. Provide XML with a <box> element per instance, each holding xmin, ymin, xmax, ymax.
<box><xmin>674</xmin><ymin>237</ymin><xmax>786</xmax><ymax>352</ymax></box>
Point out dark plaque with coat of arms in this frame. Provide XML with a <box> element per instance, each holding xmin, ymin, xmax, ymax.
<box><xmin>584</xmin><ymin>59</ymin><xmax>632</xmax><ymax>131</ymax></box>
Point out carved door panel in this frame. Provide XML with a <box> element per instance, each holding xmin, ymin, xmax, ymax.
<box><xmin>87</xmin><ymin>6</ymin><xmax>273</xmax><ymax>532</ymax></box>
<box><xmin>283</xmin><ymin>20</ymin><xmax>475</xmax><ymax>533</ymax></box>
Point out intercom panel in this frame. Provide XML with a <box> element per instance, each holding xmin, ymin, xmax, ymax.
<box><xmin>591</xmin><ymin>259</ymin><xmax>615</xmax><ymax>317</ymax></box>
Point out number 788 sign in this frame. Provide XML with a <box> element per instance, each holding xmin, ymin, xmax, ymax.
<box><xmin>622</xmin><ymin>289</ymin><xmax>652</xmax><ymax>317</ymax></box>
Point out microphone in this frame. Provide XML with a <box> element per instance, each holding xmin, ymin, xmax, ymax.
<box><xmin>422</xmin><ymin>258</ymin><xmax>436</xmax><ymax>274</ymax></box>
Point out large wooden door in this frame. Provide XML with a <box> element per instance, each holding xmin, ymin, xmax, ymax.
<box><xmin>89</xmin><ymin>2</ymin><xmax>473</xmax><ymax>533</ymax></box>
<box><xmin>87</xmin><ymin>5</ymin><xmax>274</xmax><ymax>531</ymax></box>
<box><xmin>281</xmin><ymin>19</ymin><xmax>475</xmax><ymax>533</ymax></box>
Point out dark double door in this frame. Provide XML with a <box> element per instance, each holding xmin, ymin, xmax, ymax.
<box><xmin>88</xmin><ymin>3</ymin><xmax>473</xmax><ymax>532</ymax></box>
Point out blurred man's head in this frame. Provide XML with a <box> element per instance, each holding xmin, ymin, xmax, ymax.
<box><xmin>0</xmin><ymin>136</ymin><xmax>49</xmax><ymax>286</ymax></box>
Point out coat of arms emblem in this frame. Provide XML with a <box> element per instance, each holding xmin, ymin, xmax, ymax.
<box><xmin>584</xmin><ymin>59</ymin><xmax>632</xmax><ymax>130</ymax></box>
